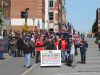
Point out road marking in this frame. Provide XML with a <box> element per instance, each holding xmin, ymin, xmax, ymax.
<box><xmin>66</xmin><ymin>66</ymin><xmax>100</xmax><ymax>68</ymax></box>
<box><xmin>76</xmin><ymin>57</ymin><xmax>100</xmax><ymax>59</ymax></box>
<box><xmin>21</xmin><ymin>64</ymin><xmax>37</xmax><ymax>75</ymax></box>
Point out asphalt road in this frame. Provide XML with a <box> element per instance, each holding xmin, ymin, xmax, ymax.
<box><xmin>0</xmin><ymin>38</ymin><xmax>100</xmax><ymax>75</ymax></box>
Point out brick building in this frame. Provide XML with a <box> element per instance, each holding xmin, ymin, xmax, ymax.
<box><xmin>62</xmin><ymin>0</ymin><xmax>66</xmax><ymax>26</ymax></box>
<box><xmin>49</xmin><ymin>0</ymin><xmax>62</xmax><ymax>32</ymax></box>
<box><xmin>92</xmin><ymin>8</ymin><xmax>100</xmax><ymax>36</ymax></box>
<box><xmin>9</xmin><ymin>0</ymin><xmax>45</xmax><ymax>31</ymax></box>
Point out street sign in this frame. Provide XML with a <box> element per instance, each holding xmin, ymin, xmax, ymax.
<box><xmin>41</xmin><ymin>50</ymin><xmax>61</xmax><ymax>66</ymax></box>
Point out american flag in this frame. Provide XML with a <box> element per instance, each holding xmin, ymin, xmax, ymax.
<box><xmin>36</xmin><ymin>19</ymin><xmax>40</xmax><ymax>38</ymax></box>
<box><xmin>71</xmin><ymin>25</ymin><xmax>83</xmax><ymax>45</ymax></box>
<box><xmin>61</xmin><ymin>24</ymin><xmax>67</xmax><ymax>31</ymax></box>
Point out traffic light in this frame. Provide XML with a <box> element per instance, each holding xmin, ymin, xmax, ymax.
<box><xmin>21</xmin><ymin>11</ymin><xmax>25</xmax><ymax>18</ymax></box>
<box><xmin>0</xmin><ymin>12</ymin><xmax>1</xmax><ymax>19</ymax></box>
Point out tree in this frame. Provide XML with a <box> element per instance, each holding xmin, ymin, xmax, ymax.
<box><xmin>0</xmin><ymin>3</ymin><xmax>8</xmax><ymax>24</ymax></box>
<box><xmin>21</xmin><ymin>21</ymin><xmax>29</xmax><ymax>31</ymax></box>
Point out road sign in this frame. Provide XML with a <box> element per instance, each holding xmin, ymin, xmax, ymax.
<box><xmin>41</xmin><ymin>50</ymin><xmax>61</xmax><ymax>66</ymax></box>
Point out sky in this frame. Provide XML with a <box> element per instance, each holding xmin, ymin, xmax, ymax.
<box><xmin>65</xmin><ymin>0</ymin><xmax>100</xmax><ymax>33</ymax></box>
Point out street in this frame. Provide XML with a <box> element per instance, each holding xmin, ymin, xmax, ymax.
<box><xmin>0</xmin><ymin>38</ymin><xmax>100</xmax><ymax>75</ymax></box>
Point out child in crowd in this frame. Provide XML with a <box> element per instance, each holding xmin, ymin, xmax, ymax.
<box><xmin>70</xmin><ymin>40</ymin><xmax>76</xmax><ymax>68</ymax></box>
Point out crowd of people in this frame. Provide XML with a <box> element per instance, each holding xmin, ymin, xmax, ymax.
<box><xmin>0</xmin><ymin>29</ymin><xmax>88</xmax><ymax>68</ymax></box>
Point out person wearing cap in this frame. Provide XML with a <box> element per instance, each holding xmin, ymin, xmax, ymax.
<box><xmin>35</xmin><ymin>38</ymin><xmax>43</xmax><ymax>63</ymax></box>
<box><xmin>44</xmin><ymin>37</ymin><xmax>55</xmax><ymax>50</ymax></box>
<box><xmin>0</xmin><ymin>38</ymin><xmax>5</xmax><ymax>59</ymax></box>
<box><xmin>80</xmin><ymin>37</ymin><xmax>88</xmax><ymax>64</ymax></box>
<box><xmin>28</xmin><ymin>37</ymin><xmax>36</xmax><ymax>58</ymax></box>
<box><xmin>23</xmin><ymin>39</ymin><xmax>31</xmax><ymax>68</ymax></box>
<box><xmin>70</xmin><ymin>40</ymin><xmax>76</xmax><ymax>68</ymax></box>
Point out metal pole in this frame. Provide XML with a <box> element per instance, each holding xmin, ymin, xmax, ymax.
<box><xmin>32</xmin><ymin>18</ymin><xmax>35</xmax><ymax>33</ymax></box>
<box><xmin>46</xmin><ymin>20</ymin><xmax>48</xmax><ymax>31</ymax></box>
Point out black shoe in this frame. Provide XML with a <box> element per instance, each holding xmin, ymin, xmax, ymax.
<box><xmin>35</xmin><ymin>61</ymin><xmax>38</xmax><ymax>63</ymax></box>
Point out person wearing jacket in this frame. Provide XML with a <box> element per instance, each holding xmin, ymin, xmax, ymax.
<box><xmin>28</xmin><ymin>38</ymin><xmax>36</xmax><ymax>58</ymax></box>
<box><xmin>0</xmin><ymin>38</ymin><xmax>5</xmax><ymax>59</ymax></box>
<box><xmin>10</xmin><ymin>37</ymin><xmax>16</xmax><ymax>57</ymax></box>
<box><xmin>35</xmin><ymin>38</ymin><xmax>43</xmax><ymax>63</ymax></box>
<box><xmin>53</xmin><ymin>39</ymin><xmax>58</xmax><ymax>50</ymax></box>
<box><xmin>23</xmin><ymin>39</ymin><xmax>31</xmax><ymax>68</ymax></box>
<box><xmin>43</xmin><ymin>37</ymin><xmax>48</xmax><ymax>50</ymax></box>
<box><xmin>3</xmin><ymin>34</ymin><xmax>9</xmax><ymax>53</ymax></box>
<box><xmin>44</xmin><ymin>37</ymin><xmax>55</xmax><ymax>50</ymax></box>
<box><xmin>59</xmin><ymin>36</ymin><xmax>67</xmax><ymax>63</ymax></box>
<box><xmin>17</xmin><ymin>37</ymin><xmax>24</xmax><ymax>57</ymax></box>
<box><xmin>80</xmin><ymin>37</ymin><xmax>88</xmax><ymax>64</ymax></box>
<box><xmin>70</xmin><ymin>40</ymin><xmax>76</xmax><ymax>68</ymax></box>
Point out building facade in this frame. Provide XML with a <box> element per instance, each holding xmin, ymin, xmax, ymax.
<box><xmin>62</xmin><ymin>0</ymin><xmax>66</xmax><ymax>25</ymax></box>
<box><xmin>49</xmin><ymin>0</ymin><xmax>62</xmax><ymax>32</ymax></box>
<box><xmin>10</xmin><ymin>0</ymin><xmax>45</xmax><ymax>31</ymax></box>
<box><xmin>92</xmin><ymin>8</ymin><xmax>100</xmax><ymax>36</ymax></box>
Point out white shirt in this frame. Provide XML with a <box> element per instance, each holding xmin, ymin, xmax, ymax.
<box><xmin>70</xmin><ymin>45</ymin><xmax>75</xmax><ymax>54</ymax></box>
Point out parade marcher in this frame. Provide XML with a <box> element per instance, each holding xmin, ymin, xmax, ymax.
<box><xmin>53</xmin><ymin>39</ymin><xmax>58</xmax><ymax>50</ymax></box>
<box><xmin>44</xmin><ymin>37</ymin><xmax>55</xmax><ymax>50</ymax></box>
<box><xmin>0</xmin><ymin>37</ymin><xmax>5</xmax><ymax>59</ymax></box>
<box><xmin>35</xmin><ymin>38</ymin><xmax>43</xmax><ymax>63</ymax></box>
<box><xmin>28</xmin><ymin>38</ymin><xmax>36</xmax><ymax>58</ymax></box>
<box><xmin>17</xmin><ymin>37</ymin><xmax>24</xmax><ymax>57</ymax></box>
<box><xmin>58</xmin><ymin>35</ymin><xmax>62</xmax><ymax>45</ymax></box>
<box><xmin>80</xmin><ymin>37</ymin><xmax>88</xmax><ymax>64</ymax></box>
<box><xmin>59</xmin><ymin>36</ymin><xmax>67</xmax><ymax>63</ymax></box>
<box><xmin>23</xmin><ymin>39</ymin><xmax>31</xmax><ymax>68</ymax></box>
<box><xmin>43</xmin><ymin>37</ymin><xmax>48</xmax><ymax>50</ymax></box>
<box><xmin>10</xmin><ymin>36</ymin><xmax>16</xmax><ymax>57</ymax></box>
<box><xmin>3</xmin><ymin>34</ymin><xmax>9</xmax><ymax>53</ymax></box>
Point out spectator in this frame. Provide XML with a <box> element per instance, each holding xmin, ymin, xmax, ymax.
<box><xmin>0</xmin><ymin>37</ymin><xmax>5</xmax><ymax>59</ymax></box>
<box><xmin>3</xmin><ymin>34</ymin><xmax>9</xmax><ymax>53</ymax></box>
<box><xmin>28</xmin><ymin>38</ymin><xmax>35</xmax><ymax>58</ymax></box>
<box><xmin>17</xmin><ymin>37</ymin><xmax>24</xmax><ymax>57</ymax></box>
<box><xmin>10</xmin><ymin>37</ymin><xmax>16</xmax><ymax>57</ymax></box>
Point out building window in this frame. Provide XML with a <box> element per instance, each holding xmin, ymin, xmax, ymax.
<box><xmin>49</xmin><ymin>0</ymin><xmax>53</xmax><ymax>7</ymax></box>
<box><xmin>49</xmin><ymin>12</ymin><xmax>53</xmax><ymax>20</ymax></box>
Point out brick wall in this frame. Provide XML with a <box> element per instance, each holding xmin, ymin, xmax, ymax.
<box><xmin>11</xmin><ymin>0</ymin><xmax>44</xmax><ymax>19</ymax></box>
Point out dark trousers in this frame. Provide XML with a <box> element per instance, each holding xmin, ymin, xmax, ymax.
<box><xmin>31</xmin><ymin>47</ymin><xmax>35</xmax><ymax>57</ymax></box>
<box><xmin>81</xmin><ymin>51</ymin><xmax>86</xmax><ymax>62</ymax></box>
<box><xmin>36</xmin><ymin>51</ymin><xmax>40</xmax><ymax>62</ymax></box>
<box><xmin>18</xmin><ymin>49</ymin><xmax>22</xmax><ymax>56</ymax></box>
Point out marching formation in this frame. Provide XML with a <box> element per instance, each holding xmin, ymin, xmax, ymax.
<box><xmin>0</xmin><ymin>29</ymin><xmax>88</xmax><ymax>68</ymax></box>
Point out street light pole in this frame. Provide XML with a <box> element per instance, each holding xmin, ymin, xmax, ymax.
<box><xmin>32</xmin><ymin>17</ymin><xmax>35</xmax><ymax>33</ymax></box>
<box><xmin>46</xmin><ymin>20</ymin><xmax>48</xmax><ymax>31</ymax></box>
